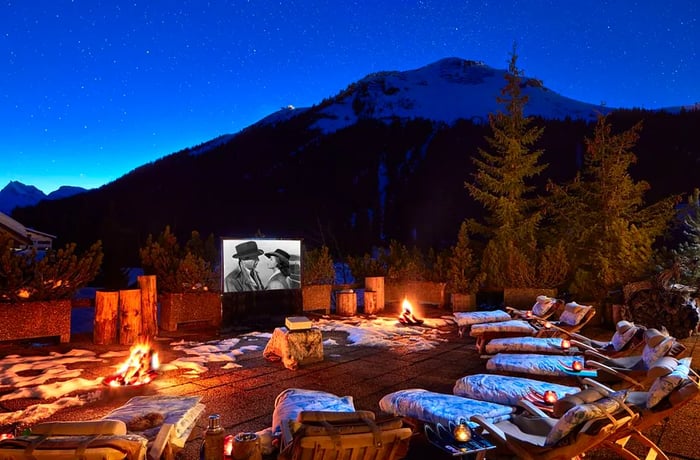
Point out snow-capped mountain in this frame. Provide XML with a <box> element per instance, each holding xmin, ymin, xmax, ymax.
<box><xmin>254</xmin><ymin>57</ymin><xmax>612</xmax><ymax>135</ymax></box>
<box><xmin>0</xmin><ymin>181</ymin><xmax>87</xmax><ymax>214</ymax></box>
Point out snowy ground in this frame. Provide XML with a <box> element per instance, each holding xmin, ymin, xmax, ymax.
<box><xmin>0</xmin><ymin>313</ymin><xmax>456</xmax><ymax>430</ymax></box>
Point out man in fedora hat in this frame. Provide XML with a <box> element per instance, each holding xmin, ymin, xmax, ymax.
<box><xmin>224</xmin><ymin>241</ymin><xmax>265</xmax><ymax>292</ymax></box>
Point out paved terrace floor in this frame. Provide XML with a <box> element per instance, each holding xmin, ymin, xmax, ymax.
<box><xmin>1</xmin><ymin>305</ymin><xmax>698</xmax><ymax>460</ymax></box>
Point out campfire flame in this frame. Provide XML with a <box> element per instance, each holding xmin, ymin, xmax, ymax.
<box><xmin>398</xmin><ymin>298</ymin><xmax>424</xmax><ymax>325</ymax></box>
<box><xmin>104</xmin><ymin>341</ymin><xmax>160</xmax><ymax>387</ymax></box>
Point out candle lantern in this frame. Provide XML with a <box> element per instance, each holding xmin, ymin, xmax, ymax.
<box><xmin>453</xmin><ymin>420</ymin><xmax>471</xmax><ymax>442</ymax></box>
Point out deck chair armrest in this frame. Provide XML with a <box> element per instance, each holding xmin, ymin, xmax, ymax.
<box><xmin>581</xmin><ymin>377</ymin><xmax>614</xmax><ymax>395</ymax></box>
<box><xmin>587</xmin><ymin>361</ymin><xmax>644</xmax><ymax>389</ymax></box>
<box><xmin>571</xmin><ymin>340</ymin><xmax>599</xmax><ymax>354</ymax></box>
<box><xmin>517</xmin><ymin>399</ymin><xmax>550</xmax><ymax>418</ymax></box>
<box><xmin>583</xmin><ymin>349</ymin><xmax>611</xmax><ymax>361</ymax></box>
<box><xmin>469</xmin><ymin>415</ymin><xmax>507</xmax><ymax>444</ymax></box>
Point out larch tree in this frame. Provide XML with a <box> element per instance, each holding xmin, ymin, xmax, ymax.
<box><xmin>464</xmin><ymin>46</ymin><xmax>550</xmax><ymax>288</ymax></box>
<box><xmin>545</xmin><ymin>114</ymin><xmax>677</xmax><ymax>302</ymax></box>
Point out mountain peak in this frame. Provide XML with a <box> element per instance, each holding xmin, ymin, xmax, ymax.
<box><xmin>0</xmin><ymin>181</ymin><xmax>86</xmax><ymax>214</ymax></box>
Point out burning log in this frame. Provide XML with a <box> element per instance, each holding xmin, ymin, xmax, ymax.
<box><xmin>104</xmin><ymin>341</ymin><xmax>160</xmax><ymax>387</ymax></box>
<box><xmin>398</xmin><ymin>298</ymin><xmax>424</xmax><ymax>326</ymax></box>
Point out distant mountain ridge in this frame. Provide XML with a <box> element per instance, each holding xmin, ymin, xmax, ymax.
<box><xmin>8</xmin><ymin>57</ymin><xmax>699</xmax><ymax>268</ymax></box>
<box><xmin>0</xmin><ymin>181</ymin><xmax>87</xmax><ymax>214</ymax></box>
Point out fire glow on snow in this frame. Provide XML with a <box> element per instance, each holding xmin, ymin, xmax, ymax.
<box><xmin>0</xmin><ymin>315</ymin><xmax>454</xmax><ymax>428</ymax></box>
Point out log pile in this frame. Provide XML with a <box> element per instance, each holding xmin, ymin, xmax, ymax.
<box><xmin>622</xmin><ymin>277</ymin><xmax>699</xmax><ymax>339</ymax></box>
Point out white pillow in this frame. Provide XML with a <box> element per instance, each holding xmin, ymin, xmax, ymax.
<box><xmin>532</xmin><ymin>296</ymin><xmax>555</xmax><ymax>317</ymax></box>
<box><xmin>642</xmin><ymin>337</ymin><xmax>675</xmax><ymax>368</ymax></box>
<box><xmin>610</xmin><ymin>323</ymin><xmax>638</xmax><ymax>351</ymax></box>
<box><xmin>558</xmin><ymin>302</ymin><xmax>592</xmax><ymax>326</ymax></box>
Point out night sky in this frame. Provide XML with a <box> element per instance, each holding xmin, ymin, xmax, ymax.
<box><xmin>2</xmin><ymin>1</ymin><xmax>697</xmax><ymax>194</ymax></box>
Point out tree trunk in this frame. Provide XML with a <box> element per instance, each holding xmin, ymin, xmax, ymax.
<box><xmin>119</xmin><ymin>289</ymin><xmax>142</xmax><ymax>345</ymax></box>
<box><xmin>94</xmin><ymin>291</ymin><xmax>119</xmax><ymax>345</ymax></box>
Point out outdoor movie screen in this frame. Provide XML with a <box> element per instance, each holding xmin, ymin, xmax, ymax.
<box><xmin>221</xmin><ymin>238</ymin><xmax>301</xmax><ymax>293</ymax></box>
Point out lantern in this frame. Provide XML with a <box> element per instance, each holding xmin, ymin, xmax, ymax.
<box><xmin>572</xmin><ymin>360</ymin><xmax>583</xmax><ymax>371</ymax></box>
<box><xmin>453</xmin><ymin>420</ymin><xmax>471</xmax><ymax>442</ymax></box>
<box><xmin>561</xmin><ymin>339</ymin><xmax>571</xmax><ymax>349</ymax></box>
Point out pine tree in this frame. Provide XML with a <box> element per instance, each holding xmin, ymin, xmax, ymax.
<box><xmin>673</xmin><ymin>189</ymin><xmax>700</xmax><ymax>287</ymax></box>
<box><xmin>465</xmin><ymin>45</ymin><xmax>548</xmax><ymax>288</ymax></box>
<box><xmin>546</xmin><ymin>114</ymin><xmax>677</xmax><ymax>301</ymax></box>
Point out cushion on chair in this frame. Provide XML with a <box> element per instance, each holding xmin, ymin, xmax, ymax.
<box><xmin>610</xmin><ymin>321</ymin><xmax>639</xmax><ymax>351</ymax></box>
<box><xmin>545</xmin><ymin>390</ymin><xmax>628</xmax><ymax>446</ymax></box>
<box><xmin>532</xmin><ymin>296</ymin><xmax>556</xmax><ymax>317</ymax></box>
<box><xmin>642</xmin><ymin>336</ymin><xmax>676</xmax><ymax>368</ymax></box>
<box><xmin>558</xmin><ymin>302</ymin><xmax>592</xmax><ymax>326</ymax></box>
<box><xmin>646</xmin><ymin>358</ymin><xmax>692</xmax><ymax>408</ymax></box>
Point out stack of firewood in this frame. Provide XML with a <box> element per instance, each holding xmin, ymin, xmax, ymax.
<box><xmin>622</xmin><ymin>278</ymin><xmax>699</xmax><ymax>339</ymax></box>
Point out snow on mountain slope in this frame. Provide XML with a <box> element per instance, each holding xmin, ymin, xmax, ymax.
<box><xmin>261</xmin><ymin>58</ymin><xmax>612</xmax><ymax>135</ymax></box>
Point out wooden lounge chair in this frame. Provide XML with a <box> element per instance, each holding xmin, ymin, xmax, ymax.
<box><xmin>470</xmin><ymin>395</ymin><xmax>638</xmax><ymax>460</ymax></box>
<box><xmin>483</xmin><ymin>320</ymin><xmax>645</xmax><ymax>358</ymax></box>
<box><xmin>470</xmin><ymin>303</ymin><xmax>597</xmax><ymax>354</ymax></box>
<box><xmin>0</xmin><ymin>420</ymin><xmax>148</xmax><ymax>460</ymax></box>
<box><xmin>582</xmin><ymin>362</ymin><xmax>700</xmax><ymax>460</ymax></box>
<box><xmin>278</xmin><ymin>410</ymin><xmax>412</xmax><ymax>460</ymax></box>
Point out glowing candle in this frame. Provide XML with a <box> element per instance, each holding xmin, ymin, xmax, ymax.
<box><xmin>224</xmin><ymin>434</ymin><xmax>234</xmax><ymax>457</ymax></box>
<box><xmin>544</xmin><ymin>321</ymin><xmax>552</xmax><ymax>329</ymax></box>
<box><xmin>561</xmin><ymin>339</ymin><xmax>571</xmax><ymax>349</ymax></box>
<box><xmin>453</xmin><ymin>422</ymin><xmax>471</xmax><ymax>442</ymax></box>
<box><xmin>544</xmin><ymin>390</ymin><xmax>558</xmax><ymax>404</ymax></box>
<box><xmin>572</xmin><ymin>360</ymin><xmax>583</xmax><ymax>371</ymax></box>
<box><xmin>526</xmin><ymin>310</ymin><xmax>533</xmax><ymax>318</ymax></box>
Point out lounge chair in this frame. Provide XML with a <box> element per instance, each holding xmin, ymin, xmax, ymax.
<box><xmin>483</xmin><ymin>320</ymin><xmax>644</xmax><ymax>357</ymax></box>
<box><xmin>470</xmin><ymin>391</ymin><xmax>638</xmax><ymax>460</ymax></box>
<box><xmin>454</xmin><ymin>295</ymin><xmax>560</xmax><ymax>337</ymax></box>
<box><xmin>0</xmin><ymin>420</ymin><xmax>148</xmax><ymax>460</ymax></box>
<box><xmin>274</xmin><ymin>389</ymin><xmax>412</xmax><ymax>460</ymax></box>
<box><xmin>485</xmin><ymin>328</ymin><xmax>685</xmax><ymax>387</ymax></box>
<box><xmin>469</xmin><ymin>301</ymin><xmax>597</xmax><ymax>354</ymax></box>
<box><xmin>584</xmin><ymin>359</ymin><xmax>700</xmax><ymax>459</ymax></box>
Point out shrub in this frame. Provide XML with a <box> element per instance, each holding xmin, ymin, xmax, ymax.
<box><xmin>302</xmin><ymin>245</ymin><xmax>335</xmax><ymax>285</ymax></box>
<box><xmin>139</xmin><ymin>226</ymin><xmax>220</xmax><ymax>293</ymax></box>
<box><xmin>0</xmin><ymin>234</ymin><xmax>103</xmax><ymax>302</ymax></box>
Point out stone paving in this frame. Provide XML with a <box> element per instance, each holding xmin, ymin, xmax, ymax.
<box><xmin>1</xmin><ymin>305</ymin><xmax>698</xmax><ymax>460</ymax></box>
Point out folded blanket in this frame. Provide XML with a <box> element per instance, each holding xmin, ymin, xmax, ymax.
<box><xmin>379</xmin><ymin>388</ymin><xmax>515</xmax><ymax>427</ymax></box>
<box><xmin>484</xmin><ymin>337</ymin><xmax>573</xmax><ymax>355</ymax></box>
<box><xmin>453</xmin><ymin>373</ymin><xmax>580</xmax><ymax>406</ymax></box>
<box><xmin>470</xmin><ymin>320</ymin><xmax>538</xmax><ymax>337</ymax></box>
<box><xmin>486</xmin><ymin>354</ymin><xmax>597</xmax><ymax>378</ymax></box>
<box><xmin>454</xmin><ymin>310</ymin><xmax>511</xmax><ymax>327</ymax></box>
<box><xmin>272</xmin><ymin>388</ymin><xmax>355</xmax><ymax>434</ymax></box>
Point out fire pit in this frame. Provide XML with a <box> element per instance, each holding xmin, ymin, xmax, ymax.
<box><xmin>398</xmin><ymin>298</ymin><xmax>424</xmax><ymax>326</ymax></box>
<box><xmin>104</xmin><ymin>341</ymin><xmax>160</xmax><ymax>387</ymax></box>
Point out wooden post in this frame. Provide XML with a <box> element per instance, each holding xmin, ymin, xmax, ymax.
<box><xmin>364</xmin><ymin>290</ymin><xmax>379</xmax><ymax>315</ymax></box>
<box><xmin>138</xmin><ymin>275</ymin><xmax>158</xmax><ymax>338</ymax></box>
<box><xmin>119</xmin><ymin>289</ymin><xmax>142</xmax><ymax>345</ymax></box>
<box><xmin>94</xmin><ymin>291</ymin><xmax>119</xmax><ymax>345</ymax></box>
<box><xmin>336</xmin><ymin>290</ymin><xmax>357</xmax><ymax>317</ymax></box>
<box><xmin>365</xmin><ymin>277</ymin><xmax>384</xmax><ymax>312</ymax></box>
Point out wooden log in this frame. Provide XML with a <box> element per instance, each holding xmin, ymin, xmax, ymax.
<box><xmin>138</xmin><ymin>275</ymin><xmax>158</xmax><ymax>338</ymax></box>
<box><xmin>119</xmin><ymin>289</ymin><xmax>142</xmax><ymax>345</ymax></box>
<box><xmin>94</xmin><ymin>291</ymin><xmax>119</xmax><ymax>345</ymax></box>
<box><xmin>364</xmin><ymin>290</ymin><xmax>379</xmax><ymax>315</ymax></box>
<box><xmin>364</xmin><ymin>277</ymin><xmax>384</xmax><ymax>312</ymax></box>
<box><xmin>336</xmin><ymin>290</ymin><xmax>357</xmax><ymax>317</ymax></box>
